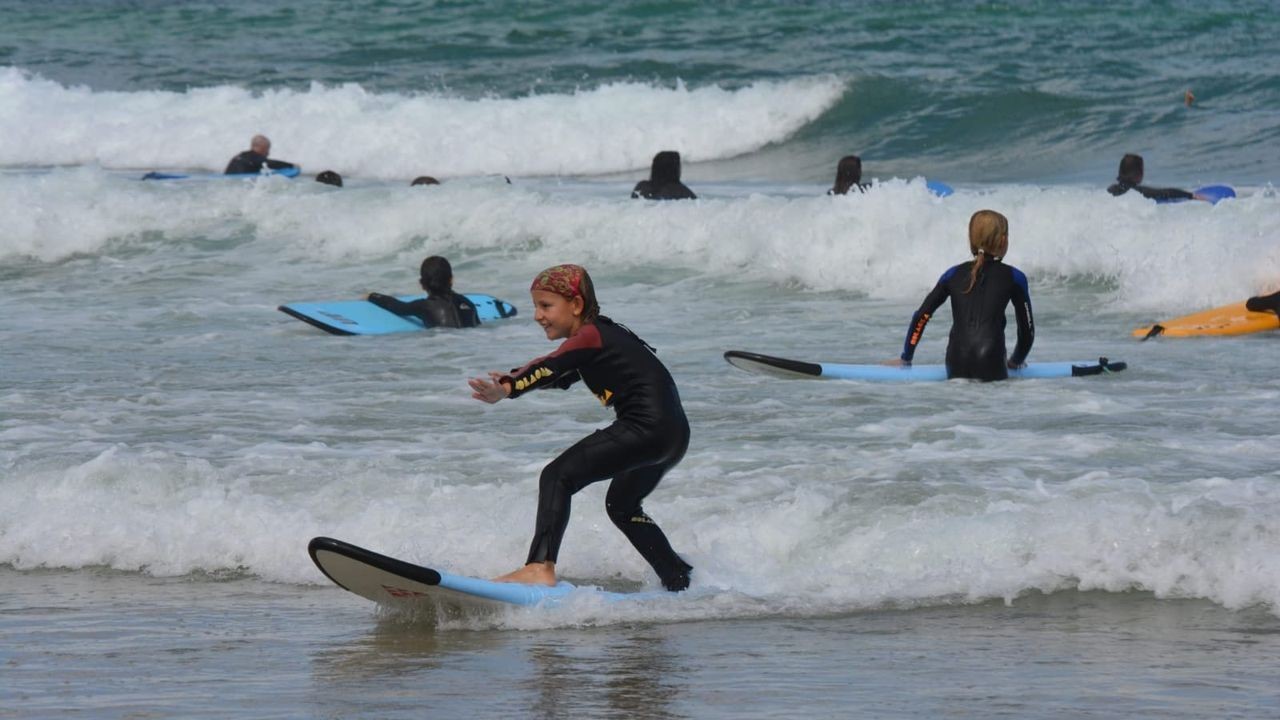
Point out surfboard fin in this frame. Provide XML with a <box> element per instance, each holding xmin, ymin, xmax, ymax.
<box><xmin>1141</xmin><ymin>324</ymin><xmax>1165</xmax><ymax>341</ymax></box>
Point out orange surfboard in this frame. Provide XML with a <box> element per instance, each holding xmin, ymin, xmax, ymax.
<box><xmin>1134</xmin><ymin>300</ymin><xmax>1280</xmax><ymax>339</ymax></box>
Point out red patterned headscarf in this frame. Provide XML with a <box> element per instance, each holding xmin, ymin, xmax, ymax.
<box><xmin>530</xmin><ymin>264</ymin><xmax>600</xmax><ymax>321</ymax></box>
<box><xmin>531</xmin><ymin>264</ymin><xmax>584</xmax><ymax>299</ymax></box>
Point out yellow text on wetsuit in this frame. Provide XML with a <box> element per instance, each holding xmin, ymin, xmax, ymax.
<box><xmin>514</xmin><ymin>367</ymin><xmax>552</xmax><ymax>392</ymax></box>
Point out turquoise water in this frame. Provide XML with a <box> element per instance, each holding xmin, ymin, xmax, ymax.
<box><xmin>2</xmin><ymin>0</ymin><xmax>1278</xmax><ymax>182</ymax></box>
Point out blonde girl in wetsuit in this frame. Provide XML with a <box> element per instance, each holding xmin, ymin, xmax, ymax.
<box><xmin>468</xmin><ymin>264</ymin><xmax>693</xmax><ymax>591</ymax></box>
<box><xmin>893</xmin><ymin>210</ymin><xmax>1034</xmax><ymax>381</ymax></box>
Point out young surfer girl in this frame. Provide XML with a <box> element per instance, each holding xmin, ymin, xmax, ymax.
<box><xmin>892</xmin><ymin>209</ymin><xmax>1034</xmax><ymax>380</ymax></box>
<box><xmin>468</xmin><ymin>264</ymin><xmax>693</xmax><ymax>591</ymax></box>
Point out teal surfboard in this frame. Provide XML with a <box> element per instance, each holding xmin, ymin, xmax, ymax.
<box><xmin>279</xmin><ymin>293</ymin><xmax>517</xmax><ymax>335</ymax></box>
<box><xmin>724</xmin><ymin>350</ymin><xmax>1126</xmax><ymax>382</ymax></box>
<box><xmin>308</xmin><ymin>537</ymin><xmax>666</xmax><ymax>612</ymax></box>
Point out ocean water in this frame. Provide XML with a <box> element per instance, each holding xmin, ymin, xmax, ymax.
<box><xmin>3</xmin><ymin>2</ymin><xmax>1280</xmax><ymax>717</ymax></box>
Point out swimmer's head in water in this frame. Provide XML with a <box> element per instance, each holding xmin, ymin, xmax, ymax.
<box><xmin>1118</xmin><ymin>154</ymin><xmax>1144</xmax><ymax>185</ymax></box>
<box><xmin>650</xmin><ymin>151</ymin><xmax>682</xmax><ymax>184</ymax></box>
<box><xmin>419</xmin><ymin>256</ymin><xmax>453</xmax><ymax>295</ymax></box>
<box><xmin>832</xmin><ymin>155</ymin><xmax>862</xmax><ymax>194</ymax></box>
<box><xmin>316</xmin><ymin>170</ymin><xmax>343</xmax><ymax>187</ymax></box>
<box><xmin>411</xmin><ymin>176</ymin><xmax>440</xmax><ymax>186</ymax></box>
<box><xmin>530</xmin><ymin>264</ymin><xmax>600</xmax><ymax>322</ymax></box>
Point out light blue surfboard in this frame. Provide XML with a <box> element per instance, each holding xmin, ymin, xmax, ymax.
<box><xmin>141</xmin><ymin>166</ymin><xmax>301</xmax><ymax>181</ymax></box>
<box><xmin>724</xmin><ymin>350</ymin><xmax>1126</xmax><ymax>382</ymax></box>
<box><xmin>279</xmin><ymin>293</ymin><xmax>517</xmax><ymax>335</ymax></box>
<box><xmin>308</xmin><ymin>536</ymin><xmax>667</xmax><ymax>611</ymax></box>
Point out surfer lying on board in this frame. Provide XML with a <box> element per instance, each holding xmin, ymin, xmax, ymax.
<box><xmin>468</xmin><ymin>264</ymin><xmax>694</xmax><ymax>591</ymax></box>
<box><xmin>224</xmin><ymin>134</ymin><xmax>297</xmax><ymax>175</ymax></box>
<box><xmin>889</xmin><ymin>209</ymin><xmax>1034</xmax><ymax>381</ymax></box>
<box><xmin>366</xmin><ymin>256</ymin><xmax>480</xmax><ymax>328</ymax></box>
<box><xmin>1106</xmin><ymin>153</ymin><xmax>1197</xmax><ymax>202</ymax></box>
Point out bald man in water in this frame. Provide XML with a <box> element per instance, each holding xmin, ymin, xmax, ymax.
<box><xmin>225</xmin><ymin>134</ymin><xmax>296</xmax><ymax>175</ymax></box>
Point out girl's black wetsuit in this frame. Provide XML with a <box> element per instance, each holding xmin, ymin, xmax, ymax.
<box><xmin>501</xmin><ymin>316</ymin><xmax>692</xmax><ymax>591</ymax></box>
<box><xmin>900</xmin><ymin>259</ymin><xmax>1034</xmax><ymax>381</ymax></box>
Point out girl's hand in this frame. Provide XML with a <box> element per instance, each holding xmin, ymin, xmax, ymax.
<box><xmin>882</xmin><ymin>357</ymin><xmax>910</xmax><ymax>367</ymax></box>
<box><xmin>469</xmin><ymin>372</ymin><xmax>511</xmax><ymax>403</ymax></box>
<box><xmin>1006</xmin><ymin>358</ymin><xmax>1026</xmax><ymax>370</ymax></box>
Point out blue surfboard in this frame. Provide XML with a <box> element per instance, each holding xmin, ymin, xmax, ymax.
<box><xmin>142</xmin><ymin>166</ymin><xmax>301</xmax><ymax>181</ymax></box>
<box><xmin>1154</xmin><ymin>184</ymin><xmax>1235</xmax><ymax>205</ymax></box>
<box><xmin>925</xmin><ymin>180</ymin><xmax>954</xmax><ymax>198</ymax></box>
<box><xmin>724</xmin><ymin>350</ymin><xmax>1126</xmax><ymax>382</ymax></box>
<box><xmin>308</xmin><ymin>536</ymin><xmax>666</xmax><ymax>611</ymax></box>
<box><xmin>279</xmin><ymin>293</ymin><xmax>517</xmax><ymax>335</ymax></box>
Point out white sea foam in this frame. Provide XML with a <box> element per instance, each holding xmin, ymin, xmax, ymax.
<box><xmin>3</xmin><ymin>445</ymin><xmax>1279</xmax><ymax>622</ymax></box>
<box><xmin>3</xmin><ymin>168</ymin><xmax>1277</xmax><ymax>314</ymax></box>
<box><xmin>0</xmin><ymin>67</ymin><xmax>845</xmax><ymax>179</ymax></box>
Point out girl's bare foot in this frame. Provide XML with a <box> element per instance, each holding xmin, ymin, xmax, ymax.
<box><xmin>493</xmin><ymin>562</ymin><xmax>557</xmax><ymax>586</ymax></box>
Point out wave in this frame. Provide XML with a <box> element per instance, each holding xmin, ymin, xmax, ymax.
<box><xmin>0</xmin><ymin>67</ymin><xmax>846</xmax><ymax>179</ymax></box>
<box><xmin>2</xmin><ymin>446</ymin><xmax>1278</xmax><ymax>622</ymax></box>
<box><xmin>3</xmin><ymin>168</ymin><xmax>1277</xmax><ymax>313</ymax></box>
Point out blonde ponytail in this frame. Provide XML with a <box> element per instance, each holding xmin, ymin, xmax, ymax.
<box><xmin>965</xmin><ymin>210</ymin><xmax>1009</xmax><ymax>294</ymax></box>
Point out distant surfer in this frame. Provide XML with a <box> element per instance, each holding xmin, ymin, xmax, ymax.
<box><xmin>224</xmin><ymin>134</ymin><xmax>297</xmax><ymax>175</ymax></box>
<box><xmin>411</xmin><ymin>176</ymin><xmax>440</xmax><ymax>186</ymax></box>
<box><xmin>315</xmin><ymin>170</ymin><xmax>342</xmax><ymax>187</ymax></box>
<box><xmin>632</xmin><ymin>151</ymin><xmax>697</xmax><ymax>200</ymax></box>
<box><xmin>468</xmin><ymin>264</ymin><xmax>694</xmax><ymax>592</ymax></box>
<box><xmin>890</xmin><ymin>209</ymin><xmax>1034</xmax><ymax>380</ymax></box>
<box><xmin>829</xmin><ymin>155</ymin><xmax>869</xmax><ymax>195</ymax></box>
<box><xmin>366</xmin><ymin>256</ymin><xmax>480</xmax><ymax>328</ymax></box>
<box><xmin>1106</xmin><ymin>154</ymin><xmax>1195</xmax><ymax>202</ymax></box>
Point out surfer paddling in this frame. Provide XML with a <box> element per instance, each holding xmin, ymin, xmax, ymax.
<box><xmin>468</xmin><ymin>264</ymin><xmax>694</xmax><ymax>592</ymax></box>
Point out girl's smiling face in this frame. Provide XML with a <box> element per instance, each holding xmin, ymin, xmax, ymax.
<box><xmin>531</xmin><ymin>289</ymin><xmax>585</xmax><ymax>340</ymax></box>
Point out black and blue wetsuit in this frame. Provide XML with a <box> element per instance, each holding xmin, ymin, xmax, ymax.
<box><xmin>901</xmin><ymin>258</ymin><xmax>1034</xmax><ymax>381</ymax></box>
<box><xmin>367</xmin><ymin>291</ymin><xmax>480</xmax><ymax>329</ymax></box>
<box><xmin>501</xmin><ymin>316</ymin><xmax>692</xmax><ymax>591</ymax></box>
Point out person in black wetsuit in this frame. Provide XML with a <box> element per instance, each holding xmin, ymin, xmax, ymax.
<box><xmin>315</xmin><ymin>170</ymin><xmax>342</xmax><ymax>187</ymax></box>
<box><xmin>631</xmin><ymin>151</ymin><xmax>697</xmax><ymax>200</ymax></box>
<box><xmin>224</xmin><ymin>134</ymin><xmax>297</xmax><ymax>175</ymax></box>
<box><xmin>468</xmin><ymin>264</ymin><xmax>693</xmax><ymax>592</ymax></box>
<box><xmin>894</xmin><ymin>209</ymin><xmax>1034</xmax><ymax>381</ymax></box>
<box><xmin>1106</xmin><ymin>154</ymin><xmax>1194</xmax><ymax>202</ymax></box>
<box><xmin>1246</xmin><ymin>290</ymin><xmax>1280</xmax><ymax>316</ymax></box>
<box><xmin>366</xmin><ymin>256</ymin><xmax>480</xmax><ymax>329</ymax></box>
<box><xmin>829</xmin><ymin>155</ymin><xmax>869</xmax><ymax>195</ymax></box>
